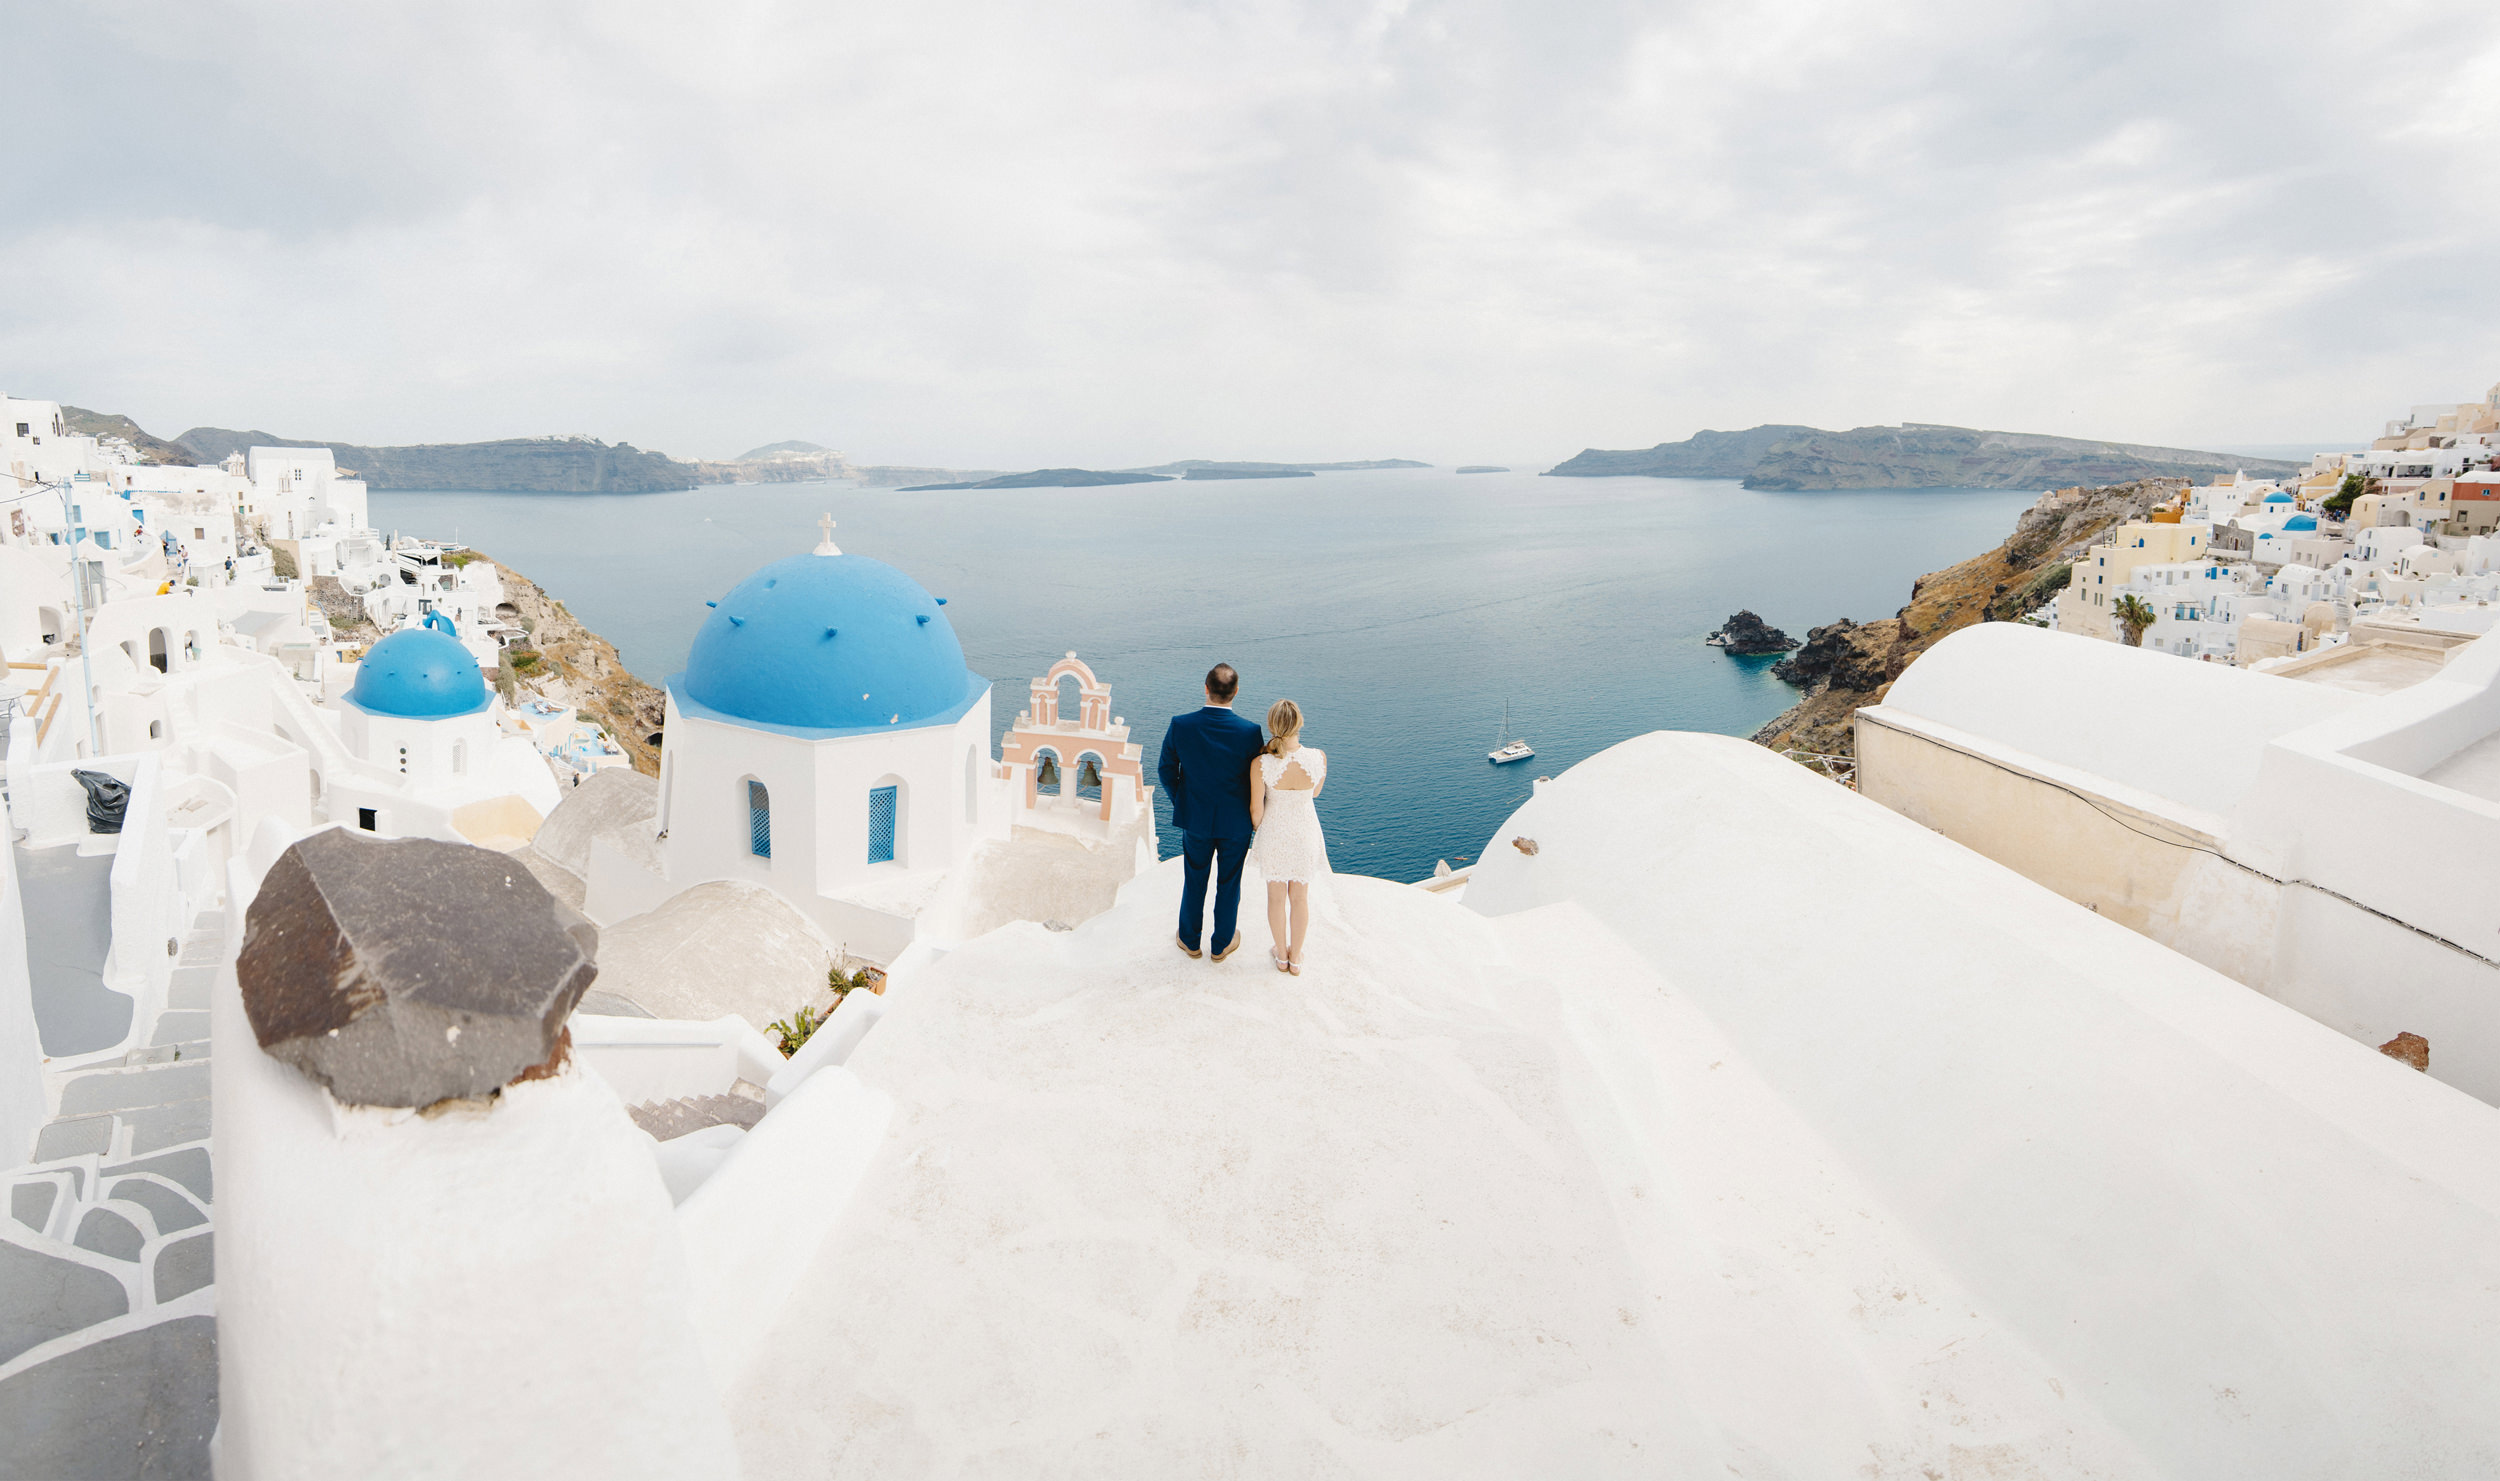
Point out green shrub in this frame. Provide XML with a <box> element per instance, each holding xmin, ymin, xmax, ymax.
<box><xmin>767</xmin><ymin>1005</ymin><xmax>826</xmax><ymax>1057</ymax></box>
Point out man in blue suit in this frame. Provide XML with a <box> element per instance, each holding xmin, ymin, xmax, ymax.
<box><xmin>1158</xmin><ymin>662</ymin><xmax>1266</xmax><ymax>961</ymax></box>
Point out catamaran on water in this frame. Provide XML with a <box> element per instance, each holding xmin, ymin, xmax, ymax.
<box><xmin>1488</xmin><ymin>702</ymin><xmax>1534</xmax><ymax>764</ymax></box>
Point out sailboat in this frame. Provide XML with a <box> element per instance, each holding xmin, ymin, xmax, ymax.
<box><xmin>1487</xmin><ymin>702</ymin><xmax>1534</xmax><ymax>764</ymax></box>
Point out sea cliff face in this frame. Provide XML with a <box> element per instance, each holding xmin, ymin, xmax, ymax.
<box><xmin>1548</xmin><ymin>423</ymin><xmax>2297</xmax><ymax>490</ymax></box>
<box><xmin>1751</xmin><ymin>478</ymin><xmax>2181</xmax><ymax>758</ymax></box>
<box><xmin>1546</xmin><ymin>426</ymin><xmax>1815</xmax><ymax>480</ymax></box>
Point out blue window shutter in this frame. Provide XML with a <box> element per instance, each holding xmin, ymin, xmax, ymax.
<box><xmin>868</xmin><ymin>786</ymin><xmax>897</xmax><ymax>864</ymax></box>
<box><xmin>748</xmin><ymin>781</ymin><xmax>771</xmax><ymax>858</ymax></box>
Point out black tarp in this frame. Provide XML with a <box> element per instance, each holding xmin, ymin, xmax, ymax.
<box><xmin>70</xmin><ymin>769</ymin><xmax>130</xmax><ymax>835</ymax></box>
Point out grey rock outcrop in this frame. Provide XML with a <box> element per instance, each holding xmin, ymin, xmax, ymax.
<box><xmin>1708</xmin><ymin>610</ymin><xmax>1798</xmax><ymax>655</ymax></box>
<box><xmin>238</xmin><ymin>831</ymin><xmax>598</xmax><ymax>1107</ymax></box>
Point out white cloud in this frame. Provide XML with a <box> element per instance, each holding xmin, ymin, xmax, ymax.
<box><xmin>3</xmin><ymin>0</ymin><xmax>2496</xmax><ymax>464</ymax></box>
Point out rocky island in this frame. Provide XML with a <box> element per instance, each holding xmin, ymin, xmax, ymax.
<box><xmin>898</xmin><ymin>468</ymin><xmax>1174</xmax><ymax>491</ymax></box>
<box><xmin>1706</xmin><ymin>610</ymin><xmax>1797</xmax><ymax>654</ymax></box>
<box><xmin>1549</xmin><ymin>423</ymin><xmax>2297</xmax><ymax>490</ymax></box>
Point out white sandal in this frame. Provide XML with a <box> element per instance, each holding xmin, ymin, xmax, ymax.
<box><xmin>1271</xmin><ymin>949</ymin><xmax>1291</xmax><ymax>973</ymax></box>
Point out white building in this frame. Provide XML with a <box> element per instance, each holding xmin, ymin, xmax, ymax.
<box><xmin>1860</xmin><ymin>620</ymin><xmax>2500</xmax><ymax>1107</ymax></box>
<box><xmin>591</xmin><ymin>520</ymin><xmax>1009</xmax><ymax>962</ymax></box>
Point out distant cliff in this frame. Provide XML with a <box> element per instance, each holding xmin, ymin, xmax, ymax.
<box><xmin>1546</xmin><ymin>427</ymin><xmax>1816</xmax><ymax>480</ymax></box>
<box><xmin>175</xmin><ymin>427</ymin><xmax>700</xmax><ymax>493</ymax></box>
<box><xmin>689</xmin><ymin>448</ymin><xmax>861</xmax><ymax>486</ymax></box>
<box><xmin>1549</xmin><ymin>423</ymin><xmax>2298</xmax><ymax>489</ymax></box>
<box><xmin>62</xmin><ymin>406</ymin><xmax>193</xmax><ymax>464</ymax></box>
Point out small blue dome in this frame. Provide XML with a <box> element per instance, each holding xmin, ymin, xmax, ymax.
<box><xmin>2263</xmin><ymin>492</ymin><xmax>2294</xmax><ymax>503</ymax></box>
<box><xmin>673</xmin><ymin>552</ymin><xmax>984</xmax><ymax>736</ymax></box>
<box><xmin>347</xmin><ymin>625</ymin><xmax>488</xmax><ymax>718</ymax></box>
<box><xmin>2283</xmin><ymin>513</ymin><xmax>2318</xmax><ymax>531</ymax></box>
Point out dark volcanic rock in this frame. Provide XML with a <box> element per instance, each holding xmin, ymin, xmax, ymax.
<box><xmin>239</xmin><ymin>831</ymin><xmax>598</xmax><ymax>1107</ymax></box>
<box><xmin>1708</xmin><ymin>610</ymin><xmax>1798</xmax><ymax>655</ymax></box>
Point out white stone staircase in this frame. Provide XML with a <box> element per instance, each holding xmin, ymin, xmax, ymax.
<box><xmin>0</xmin><ymin>910</ymin><xmax>222</xmax><ymax>1477</ymax></box>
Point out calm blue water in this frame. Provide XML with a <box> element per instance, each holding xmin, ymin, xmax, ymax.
<box><xmin>373</xmin><ymin>470</ymin><xmax>2033</xmax><ymax>881</ymax></box>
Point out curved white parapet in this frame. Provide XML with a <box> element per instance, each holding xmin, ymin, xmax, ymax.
<box><xmin>677</xmin><ymin>1064</ymin><xmax>893</xmax><ymax>1396</ymax></box>
<box><xmin>571</xmin><ymin>1012</ymin><xmax>784</xmax><ymax>1110</ymax></box>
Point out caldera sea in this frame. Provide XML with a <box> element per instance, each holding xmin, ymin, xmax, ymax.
<box><xmin>372</xmin><ymin>468</ymin><xmax>2035</xmax><ymax>881</ymax></box>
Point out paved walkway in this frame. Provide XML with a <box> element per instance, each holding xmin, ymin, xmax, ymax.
<box><xmin>14</xmin><ymin>841</ymin><xmax>132</xmax><ymax>1056</ymax></box>
<box><xmin>0</xmin><ymin>911</ymin><xmax>222</xmax><ymax>1479</ymax></box>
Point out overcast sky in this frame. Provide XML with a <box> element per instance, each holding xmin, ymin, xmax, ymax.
<box><xmin>4</xmin><ymin>0</ymin><xmax>2496</xmax><ymax>467</ymax></box>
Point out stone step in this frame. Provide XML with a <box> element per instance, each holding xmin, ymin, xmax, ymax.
<box><xmin>165</xmin><ymin>967</ymin><xmax>216</xmax><ymax>1011</ymax></box>
<box><xmin>149</xmin><ymin>1011</ymin><xmax>209</xmax><ymax>1046</ymax></box>
<box><xmin>101</xmin><ymin>1148</ymin><xmax>211</xmax><ymax>1205</ymax></box>
<box><xmin>33</xmin><ymin>1116</ymin><xmax>112</xmax><ymax>1162</ymax></box>
<box><xmin>59</xmin><ymin>1061</ymin><xmax>209</xmax><ymax>1117</ymax></box>
<box><xmin>125</xmin><ymin>1041</ymin><xmax>209</xmax><ymax>1067</ymax></box>
<box><xmin>119</xmin><ymin>1102</ymin><xmax>211</xmax><ymax>1157</ymax></box>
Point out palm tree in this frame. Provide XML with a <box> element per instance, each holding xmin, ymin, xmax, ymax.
<box><xmin>2112</xmin><ymin>594</ymin><xmax>2157</xmax><ymax>647</ymax></box>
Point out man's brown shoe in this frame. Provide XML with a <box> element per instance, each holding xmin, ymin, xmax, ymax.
<box><xmin>1176</xmin><ymin>935</ymin><xmax>1203</xmax><ymax>959</ymax></box>
<box><xmin>1212</xmin><ymin>933</ymin><xmax>1244</xmax><ymax>963</ymax></box>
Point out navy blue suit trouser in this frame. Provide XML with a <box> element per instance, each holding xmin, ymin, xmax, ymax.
<box><xmin>1178</xmin><ymin>832</ymin><xmax>1251</xmax><ymax>954</ymax></box>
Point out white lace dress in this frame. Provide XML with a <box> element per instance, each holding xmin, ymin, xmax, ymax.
<box><xmin>1252</xmin><ymin>748</ymin><xmax>1330</xmax><ymax>884</ymax></box>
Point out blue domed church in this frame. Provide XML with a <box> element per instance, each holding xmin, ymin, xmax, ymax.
<box><xmin>589</xmin><ymin>518</ymin><xmax>1007</xmax><ymax>962</ymax></box>
<box><xmin>326</xmin><ymin>613</ymin><xmax>562</xmax><ymax>845</ymax></box>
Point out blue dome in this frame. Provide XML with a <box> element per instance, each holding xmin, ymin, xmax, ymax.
<box><xmin>673</xmin><ymin>552</ymin><xmax>984</xmax><ymax>736</ymax></box>
<box><xmin>347</xmin><ymin>625</ymin><xmax>488</xmax><ymax>718</ymax></box>
<box><xmin>2283</xmin><ymin>513</ymin><xmax>2318</xmax><ymax>530</ymax></box>
<box><xmin>2263</xmin><ymin>492</ymin><xmax>2294</xmax><ymax>503</ymax></box>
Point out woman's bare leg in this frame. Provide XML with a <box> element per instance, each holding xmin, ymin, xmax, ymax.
<box><xmin>1287</xmin><ymin>881</ymin><xmax>1312</xmax><ymax>966</ymax></box>
<box><xmin>1266</xmin><ymin>882</ymin><xmax>1291</xmax><ymax>966</ymax></box>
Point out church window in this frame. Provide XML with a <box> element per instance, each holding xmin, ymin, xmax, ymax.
<box><xmin>748</xmin><ymin>780</ymin><xmax>772</xmax><ymax>858</ymax></box>
<box><xmin>868</xmin><ymin>785</ymin><xmax>898</xmax><ymax>864</ymax></box>
<box><xmin>964</xmin><ymin>748</ymin><xmax>979</xmax><ymax>823</ymax></box>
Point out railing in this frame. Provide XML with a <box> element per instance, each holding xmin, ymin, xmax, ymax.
<box><xmin>1783</xmin><ymin>748</ymin><xmax>1859</xmax><ymax>789</ymax></box>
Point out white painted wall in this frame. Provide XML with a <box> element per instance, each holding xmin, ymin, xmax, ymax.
<box><xmin>1463</xmin><ymin>731</ymin><xmax>2500</xmax><ymax>1477</ymax></box>
<box><xmin>0</xmin><ymin>829</ymin><xmax>45</xmax><ymax>1165</ymax></box>
<box><xmin>212</xmin><ymin>855</ymin><xmax>741</xmax><ymax>1478</ymax></box>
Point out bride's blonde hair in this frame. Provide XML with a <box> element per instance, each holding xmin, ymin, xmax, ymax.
<box><xmin>1264</xmin><ymin>698</ymin><xmax>1303</xmax><ymax>756</ymax></box>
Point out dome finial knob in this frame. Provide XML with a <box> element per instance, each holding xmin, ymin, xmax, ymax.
<box><xmin>814</xmin><ymin>512</ymin><xmax>841</xmax><ymax>556</ymax></box>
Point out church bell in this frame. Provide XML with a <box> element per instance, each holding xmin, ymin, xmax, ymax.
<box><xmin>1077</xmin><ymin>756</ymin><xmax>1104</xmax><ymax>790</ymax></box>
<box><xmin>1036</xmin><ymin>755</ymin><xmax>1060</xmax><ymax>788</ymax></box>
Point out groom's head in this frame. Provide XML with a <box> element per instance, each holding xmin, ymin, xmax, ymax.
<box><xmin>1204</xmin><ymin>663</ymin><xmax>1240</xmax><ymax>706</ymax></box>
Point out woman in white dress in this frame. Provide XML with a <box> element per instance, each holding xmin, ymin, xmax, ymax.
<box><xmin>1247</xmin><ymin>698</ymin><xmax>1327</xmax><ymax>975</ymax></box>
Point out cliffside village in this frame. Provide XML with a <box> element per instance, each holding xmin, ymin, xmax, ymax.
<box><xmin>2044</xmin><ymin>382</ymin><xmax>2500</xmax><ymax>670</ymax></box>
<box><xmin>9</xmin><ymin>382</ymin><xmax>2500</xmax><ymax>1477</ymax></box>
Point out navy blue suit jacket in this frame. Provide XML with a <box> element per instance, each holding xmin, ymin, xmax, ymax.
<box><xmin>1158</xmin><ymin>706</ymin><xmax>1266</xmax><ymax>841</ymax></box>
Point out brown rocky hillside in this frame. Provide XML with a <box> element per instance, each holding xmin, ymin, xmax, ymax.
<box><xmin>487</xmin><ymin>558</ymin><xmax>666</xmax><ymax>777</ymax></box>
<box><xmin>1752</xmin><ymin>478</ymin><xmax>2187</xmax><ymax>759</ymax></box>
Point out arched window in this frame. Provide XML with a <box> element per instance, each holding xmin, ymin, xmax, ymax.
<box><xmin>148</xmin><ymin>628</ymin><xmax>168</xmax><ymax>673</ymax></box>
<box><xmin>1034</xmin><ymin>747</ymin><xmax>1062</xmax><ymax>797</ymax></box>
<box><xmin>1076</xmin><ymin>751</ymin><xmax>1106</xmax><ymax>804</ymax></box>
<box><xmin>868</xmin><ymin>784</ymin><xmax>899</xmax><ymax>865</ymax></box>
<box><xmin>451</xmin><ymin>739</ymin><xmax>468</xmax><ymax>775</ymax></box>
<box><xmin>747</xmin><ymin>779</ymin><xmax>771</xmax><ymax>858</ymax></box>
<box><xmin>964</xmin><ymin>747</ymin><xmax>979</xmax><ymax>823</ymax></box>
<box><xmin>1055</xmin><ymin>672</ymin><xmax>1082</xmax><ymax>725</ymax></box>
